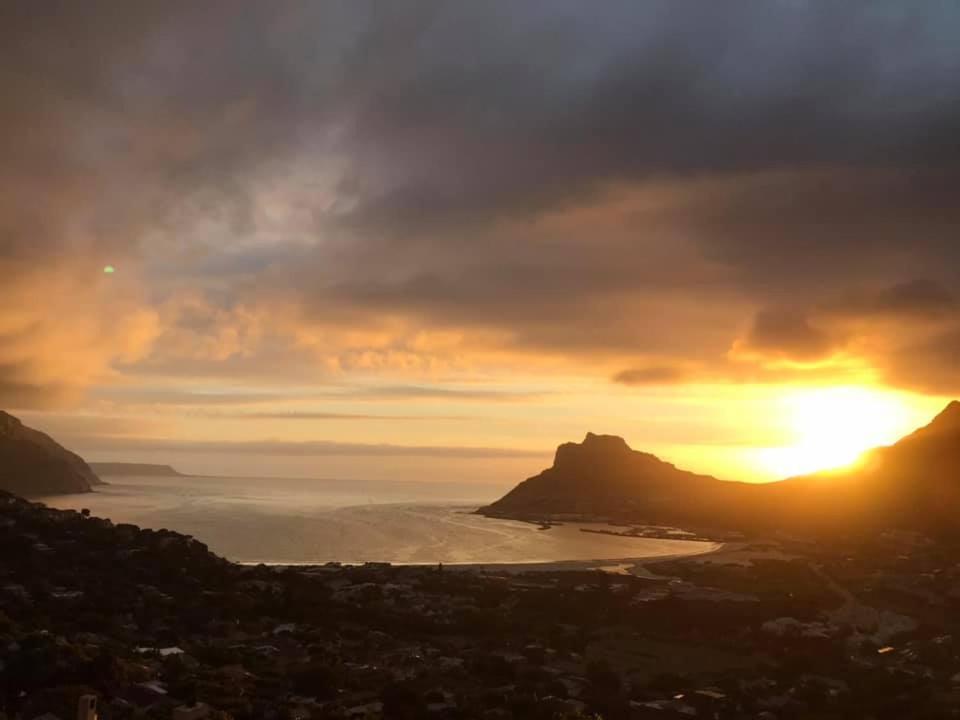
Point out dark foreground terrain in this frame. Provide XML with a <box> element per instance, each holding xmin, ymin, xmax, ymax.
<box><xmin>3</xmin><ymin>492</ymin><xmax>960</xmax><ymax>719</ymax></box>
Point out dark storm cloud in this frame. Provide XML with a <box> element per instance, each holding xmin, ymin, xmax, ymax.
<box><xmin>323</xmin><ymin>3</ymin><xmax>959</xmax><ymax>230</ymax></box>
<box><xmin>829</xmin><ymin>280</ymin><xmax>956</xmax><ymax>319</ymax></box>
<box><xmin>4</xmin><ymin>1</ymin><xmax>960</xmax><ymax>399</ymax></box>
<box><xmin>883</xmin><ymin>327</ymin><xmax>960</xmax><ymax>395</ymax></box>
<box><xmin>279</xmin><ymin>1</ymin><xmax>960</xmax><ymax>380</ymax></box>
<box><xmin>611</xmin><ymin>360</ymin><xmax>869</xmax><ymax>389</ymax></box>
<box><xmin>668</xmin><ymin>170</ymin><xmax>960</xmax><ymax>300</ymax></box>
<box><xmin>739</xmin><ymin>309</ymin><xmax>839</xmax><ymax>362</ymax></box>
<box><xmin>8</xmin><ymin>1</ymin><xmax>959</xmax><ymax>233</ymax></box>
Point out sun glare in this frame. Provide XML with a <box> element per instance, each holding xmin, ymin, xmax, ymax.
<box><xmin>754</xmin><ymin>387</ymin><xmax>915</xmax><ymax>478</ymax></box>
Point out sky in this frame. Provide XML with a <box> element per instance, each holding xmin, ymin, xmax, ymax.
<box><xmin>2</xmin><ymin>1</ymin><xmax>959</xmax><ymax>484</ymax></box>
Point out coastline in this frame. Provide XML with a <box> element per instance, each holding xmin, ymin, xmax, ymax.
<box><xmin>42</xmin><ymin>486</ymin><xmax>720</xmax><ymax>568</ymax></box>
<box><xmin>240</xmin><ymin>540</ymin><xmax>726</xmax><ymax>575</ymax></box>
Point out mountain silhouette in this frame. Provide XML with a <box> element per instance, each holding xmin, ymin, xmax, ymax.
<box><xmin>481</xmin><ymin>403</ymin><xmax>960</xmax><ymax>535</ymax></box>
<box><xmin>0</xmin><ymin>411</ymin><xmax>101</xmax><ymax>497</ymax></box>
<box><xmin>480</xmin><ymin>431</ymin><xmax>758</xmax><ymax>528</ymax></box>
<box><xmin>772</xmin><ymin>400</ymin><xmax>960</xmax><ymax>532</ymax></box>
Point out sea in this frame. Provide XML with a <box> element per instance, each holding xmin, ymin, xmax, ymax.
<box><xmin>42</xmin><ymin>475</ymin><xmax>718</xmax><ymax>566</ymax></box>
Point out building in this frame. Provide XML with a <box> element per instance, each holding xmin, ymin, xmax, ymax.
<box><xmin>77</xmin><ymin>695</ymin><xmax>98</xmax><ymax>720</ymax></box>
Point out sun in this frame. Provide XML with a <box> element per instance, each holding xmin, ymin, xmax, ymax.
<box><xmin>754</xmin><ymin>387</ymin><xmax>916</xmax><ymax>478</ymax></box>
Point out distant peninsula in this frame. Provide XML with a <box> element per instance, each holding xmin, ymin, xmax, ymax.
<box><xmin>0</xmin><ymin>411</ymin><xmax>101</xmax><ymax>497</ymax></box>
<box><xmin>90</xmin><ymin>462</ymin><xmax>184</xmax><ymax>477</ymax></box>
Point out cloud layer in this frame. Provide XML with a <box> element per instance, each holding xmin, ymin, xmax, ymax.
<box><xmin>4</xmin><ymin>1</ymin><xmax>960</xmax><ymax>408</ymax></box>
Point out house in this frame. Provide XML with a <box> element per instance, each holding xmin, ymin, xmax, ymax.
<box><xmin>77</xmin><ymin>694</ymin><xmax>98</xmax><ymax>720</ymax></box>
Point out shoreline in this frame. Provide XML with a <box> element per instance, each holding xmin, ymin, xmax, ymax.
<box><xmin>40</xmin><ymin>491</ymin><xmax>725</xmax><ymax>573</ymax></box>
<box><xmin>238</xmin><ymin>540</ymin><xmax>726</xmax><ymax>575</ymax></box>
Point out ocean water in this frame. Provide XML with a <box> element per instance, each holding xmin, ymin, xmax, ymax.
<box><xmin>43</xmin><ymin>475</ymin><xmax>718</xmax><ymax>565</ymax></box>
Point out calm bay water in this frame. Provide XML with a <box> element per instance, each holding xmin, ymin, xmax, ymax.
<box><xmin>43</xmin><ymin>475</ymin><xmax>717</xmax><ymax>565</ymax></box>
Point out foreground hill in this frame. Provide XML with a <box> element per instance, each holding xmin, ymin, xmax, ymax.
<box><xmin>0</xmin><ymin>411</ymin><xmax>100</xmax><ymax>497</ymax></box>
<box><xmin>90</xmin><ymin>462</ymin><xmax>183</xmax><ymax>477</ymax></box>
<box><xmin>7</xmin><ymin>489</ymin><xmax>960</xmax><ymax>718</ymax></box>
<box><xmin>772</xmin><ymin>400</ymin><xmax>960</xmax><ymax>533</ymax></box>
<box><xmin>481</xmin><ymin>403</ymin><xmax>960</xmax><ymax>535</ymax></box>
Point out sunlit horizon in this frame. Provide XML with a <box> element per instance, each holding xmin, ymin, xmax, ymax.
<box><xmin>16</xmin><ymin>379</ymin><xmax>950</xmax><ymax>487</ymax></box>
<box><xmin>746</xmin><ymin>387</ymin><xmax>934</xmax><ymax>479</ymax></box>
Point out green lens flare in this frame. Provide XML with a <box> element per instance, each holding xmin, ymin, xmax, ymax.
<box><xmin>103</xmin><ymin>265</ymin><xmax>115</xmax><ymax>274</ymax></box>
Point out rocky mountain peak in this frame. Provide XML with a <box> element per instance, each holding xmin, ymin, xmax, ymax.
<box><xmin>553</xmin><ymin>432</ymin><xmax>633</xmax><ymax>468</ymax></box>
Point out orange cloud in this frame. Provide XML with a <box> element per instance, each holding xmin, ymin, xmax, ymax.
<box><xmin>0</xmin><ymin>257</ymin><xmax>159</xmax><ymax>407</ymax></box>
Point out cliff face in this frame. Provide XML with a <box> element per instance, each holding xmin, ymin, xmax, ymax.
<box><xmin>0</xmin><ymin>411</ymin><xmax>100</xmax><ymax>497</ymax></box>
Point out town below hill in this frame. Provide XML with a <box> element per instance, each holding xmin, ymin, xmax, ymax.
<box><xmin>4</xmin><ymin>489</ymin><xmax>960</xmax><ymax>718</ymax></box>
